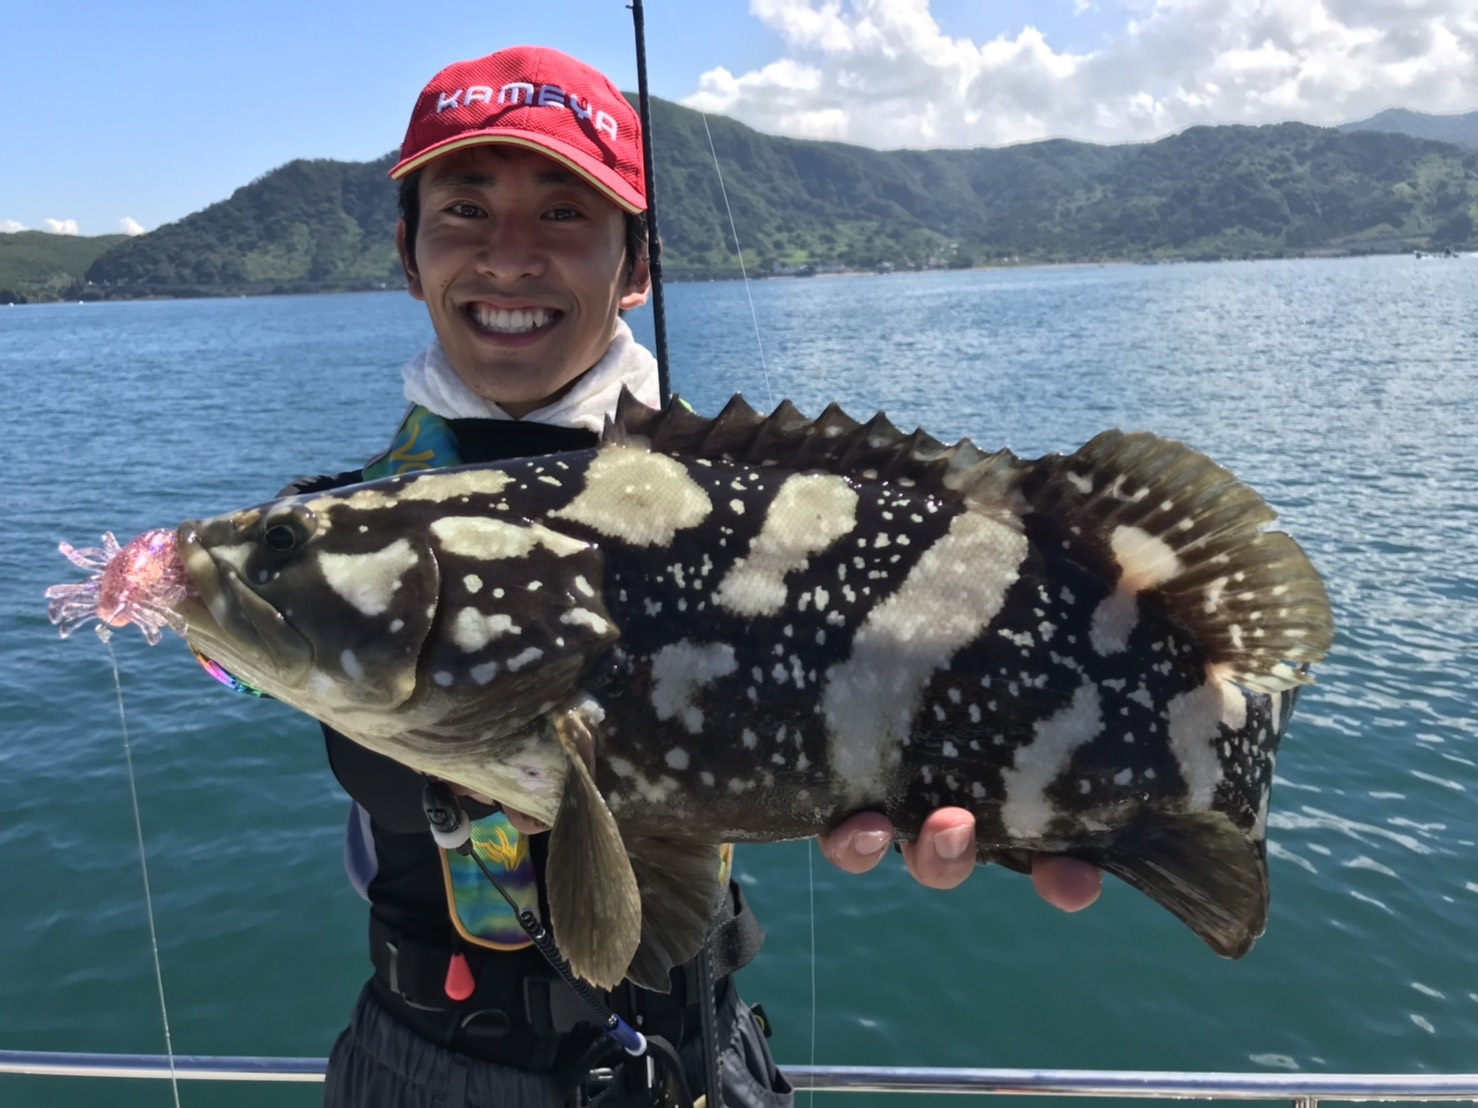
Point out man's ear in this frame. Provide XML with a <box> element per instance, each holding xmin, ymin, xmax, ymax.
<box><xmin>396</xmin><ymin>219</ymin><xmax>424</xmax><ymax>301</ymax></box>
<box><xmin>619</xmin><ymin>252</ymin><xmax>652</xmax><ymax>311</ymax></box>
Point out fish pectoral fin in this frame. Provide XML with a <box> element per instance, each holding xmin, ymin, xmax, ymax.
<box><xmin>1076</xmin><ymin>810</ymin><xmax>1269</xmax><ymax>959</ymax></box>
<box><xmin>545</xmin><ymin>703</ymin><xmax>641</xmax><ymax>990</ymax></box>
<box><xmin>622</xmin><ymin>835</ymin><xmax>728</xmax><ymax>992</ymax></box>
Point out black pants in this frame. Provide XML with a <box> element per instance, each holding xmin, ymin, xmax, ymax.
<box><xmin>323</xmin><ymin>979</ymin><xmax>794</xmax><ymax>1108</ymax></box>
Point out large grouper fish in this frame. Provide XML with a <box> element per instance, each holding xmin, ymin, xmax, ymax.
<box><xmin>47</xmin><ymin>392</ymin><xmax>1334</xmax><ymax>991</ymax></box>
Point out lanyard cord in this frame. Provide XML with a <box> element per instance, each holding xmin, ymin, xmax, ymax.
<box><xmin>420</xmin><ymin>781</ymin><xmax>648</xmax><ymax>1056</ymax></box>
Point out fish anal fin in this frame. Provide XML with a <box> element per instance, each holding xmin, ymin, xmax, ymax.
<box><xmin>544</xmin><ymin>700</ymin><xmax>641</xmax><ymax>990</ymax></box>
<box><xmin>1074</xmin><ymin>810</ymin><xmax>1269</xmax><ymax>959</ymax></box>
<box><xmin>622</xmin><ymin>835</ymin><xmax>728</xmax><ymax>992</ymax></box>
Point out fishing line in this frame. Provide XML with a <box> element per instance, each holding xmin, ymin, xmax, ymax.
<box><xmin>701</xmin><ymin>112</ymin><xmax>775</xmax><ymax>412</ymax></box>
<box><xmin>700</xmin><ymin>106</ymin><xmax>818</xmax><ymax>1095</ymax></box>
<box><xmin>104</xmin><ymin>636</ymin><xmax>182</xmax><ymax>1108</ymax></box>
<box><xmin>806</xmin><ymin>841</ymin><xmax>817</xmax><ymax>1108</ymax></box>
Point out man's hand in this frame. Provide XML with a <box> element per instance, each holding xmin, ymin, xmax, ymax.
<box><xmin>445</xmin><ymin>786</ymin><xmax>554</xmax><ymax>835</ymax></box>
<box><xmin>500</xmin><ymin>795</ymin><xmax>1101</xmax><ymax>912</ymax></box>
<box><xmin>816</xmin><ymin>807</ymin><xmax>1102</xmax><ymax>911</ymax></box>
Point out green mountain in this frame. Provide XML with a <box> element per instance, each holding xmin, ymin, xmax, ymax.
<box><xmin>7</xmin><ymin>97</ymin><xmax>1477</xmax><ymax>303</ymax></box>
<box><xmin>82</xmin><ymin>154</ymin><xmax>403</xmax><ymax>299</ymax></box>
<box><xmin>0</xmin><ymin>230</ymin><xmax>129</xmax><ymax>303</ymax></box>
<box><xmin>1340</xmin><ymin>108</ymin><xmax>1478</xmax><ymax>150</ymax></box>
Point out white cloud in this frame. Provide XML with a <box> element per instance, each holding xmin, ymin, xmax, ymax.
<box><xmin>120</xmin><ymin>217</ymin><xmax>146</xmax><ymax>236</ymax></box>
<box><xmin>43</xmin><ymin>218</ymin><xmax>80</xmax><ymax>236</ymax></box>
<box><xmin>683</xmin><ymin>0</ymin><xmax>1478</xmax><ymax>148</ymax></box>
<box><xmin>1</xmin><ymin>220</ymin><xmax>26</xmax><ymax>233</ymax></box>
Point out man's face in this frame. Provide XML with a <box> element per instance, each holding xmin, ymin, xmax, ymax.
<box><xmin>398</xmin><ymin>145</ymin><xmax>650</xmax><ymax>417</ymax></box>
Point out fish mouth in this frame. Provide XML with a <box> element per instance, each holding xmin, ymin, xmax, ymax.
<box><xmin>173</xmin><ymin>521</ymin><xmax>314</xmax><ymax>686</ymax></box>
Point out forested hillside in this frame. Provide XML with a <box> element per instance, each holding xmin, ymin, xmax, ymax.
<box><xmin>5</xmin><ymin>100</ymin><xmax>1475</xmax><ymax>304</ymax></box>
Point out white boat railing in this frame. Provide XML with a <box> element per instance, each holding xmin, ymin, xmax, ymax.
<box><xmin>3</xmin><ymin>1051</ymin><xmax>1478</xmax><ymax>1103</ymax></box>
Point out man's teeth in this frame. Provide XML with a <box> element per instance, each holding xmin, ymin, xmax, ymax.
<box><xmin>472</xmin><ymin>306</ymin><xmax>554</xmax><ymax>334</ymax></box>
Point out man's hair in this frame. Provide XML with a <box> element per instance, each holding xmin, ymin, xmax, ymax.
<box><xmin>398</xmin><ymin>171</ymin><xmax>649</xmax><ymax>281</ymax></box>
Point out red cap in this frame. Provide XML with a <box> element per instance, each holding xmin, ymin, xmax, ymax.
<box><xmin>390</xmin><ymin>46</ymin><xmax>646</xmax><ymax>214</ymax></box>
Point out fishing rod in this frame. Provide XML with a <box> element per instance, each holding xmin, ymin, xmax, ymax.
<box><xmin>627</xmin><ymin>0</ymin><xmax>741</xmax><ymax>1091</ymax></box>
<box><xmin>625</xmin><ymin>8</ymin><xmax>727</xmax><ymax>1105</ymax></box>
<box><xmin>630</xmin><ymin>0</ymin><xmax>673</xmax><ymax>403</ymax></box>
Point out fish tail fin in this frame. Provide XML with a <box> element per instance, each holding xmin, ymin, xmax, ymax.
<box><xmin>1019</xmin><ymin>431</ymin><xmax>1334</xmax><ymax>692</ymax></box>
<box><xmin>1072</xmin><ymin>811</ymin><xmax>1269</xmax><ymax>958</ymax></box>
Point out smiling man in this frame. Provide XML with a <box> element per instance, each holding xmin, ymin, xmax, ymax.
<box><xmin>309</xmin><ymin>45</ymin><xmax>1098</xmax><ymax>1108</ymax></box>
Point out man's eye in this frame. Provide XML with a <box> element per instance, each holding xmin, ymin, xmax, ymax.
<box><xmin>546</xmin><ymin>207</ymin><xmax>581</xmax><ymax>221</ymax></box>
<box><xmin>449</xmin><ymin>202</ymin><xmax>484</xmax><ymax>218</ymax></box>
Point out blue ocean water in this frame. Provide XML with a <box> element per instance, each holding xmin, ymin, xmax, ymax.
<box><xmin>1</xmin><ymin>256</ymin><xmax>1475</xmax><ymax>1106</ymax></box>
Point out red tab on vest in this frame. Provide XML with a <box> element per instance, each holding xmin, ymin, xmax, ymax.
<box><xmin>444</xmin><ymin>952</ymin><xmax>475</xmax><ymax>1001</ymax></box>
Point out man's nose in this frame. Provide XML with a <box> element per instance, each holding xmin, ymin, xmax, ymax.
<box><xmin>474</xmin><ymin>219</ymin><xmax>545</xmax><ymax>280</ymax></box>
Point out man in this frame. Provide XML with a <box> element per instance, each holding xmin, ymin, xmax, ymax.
<box><xmin>317</xmin><ymin>45</ymin><xmax>1100</xmax><ymax>1108</ymax></box>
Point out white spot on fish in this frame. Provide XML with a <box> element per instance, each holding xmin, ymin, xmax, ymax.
<box><xmin>822</xmin><ymin>509</ymin><xmax>1027</xmax><ymax>806</ymax></box>
<box><xmin>318</xmin><ymin>539</ymin><xmax>420</xmax><ymax>617</ymax></box>
<box><xmin>433</xmin><ymin>671</ymin><xmax>455</xmax><ymax>687</ymax></box>
<box><xmin>560</xmin><ymin>608</ymin><xmax>611</xmax><ymax>636</ymax></box>
<box><xmin>470</xmin><ymin>661</ymin><xmax>499</xmax><ymax>685</ymax></box>
<box><xmin>714</xmin><ymin>474</ymin><xmax>860</xmax><ymax>617</ymax></box>
<box><xmin>430</xmin><ymin>516</ymin><xmax>587</xmax><ymax>560</ymax></box>
<box><xmin>1089</xmin><ymin>526</ymin><xmax>1187</xmax><ymax>654</ymax></box>
<box><xmin>666</xmin><ymin>748</ymin><xmax>690</xmax><ymax>771</ymax></box>
<box><xmin>452</xmin><ymin>609</ymin><xmax>519</xmax><ymax>652</ymax></box>
<box><xmin>1000</xmin><ymin>681</ymin><xmax>1104</xmax><ymax>839</ymax></box>
<box><xmin>650</xmin><ymin>641</ymin><xmax>738</xmax><ymax>734</ymax></box>
<box><xmin>464</xmin><ymin>574</ymin><xmax>484</xmax><ymax>593</ymax></box>
<box><xmin>319</xmin><ymin>468</ymin><xmax>511</xmax><ymax>511</ymax></box>
<box><xmin>1165</xmin><ymin>673</ymin><xmax>1246</xmax><ymax>809</ymax></box>
<box><xmin>506</xmin><ymin>646</ymin><xmax>544</xmax><ymax>673</ymax></box>
<box><xmin>550</xmin><ymin>445</ymin><xmax>713</xmax><ymax>545</ymax></box>
<box><xmin>1090</xmin><ymin>591</ymin><xmax>1139</xmax><ymax>655</ymax></box>
<box><xmin>340</xmin><ymin>650</ymin><xmax>363</xmax><ymax>680</ymax></box>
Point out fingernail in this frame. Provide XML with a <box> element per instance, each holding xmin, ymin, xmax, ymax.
<box><xmin>934</xmin><ymin>826</ymin><xmax>974</xmax><ymax>862</ymax></box>
<box><xmin>851</xmin><ymin>830</ymin><xmax>891</xmax><ymax>857</ymax></box>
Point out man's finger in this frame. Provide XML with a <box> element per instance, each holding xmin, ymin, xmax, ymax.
<box><xmin>1031</xmin><ymin>854</ymin><xmax>1102</xmax><ymax>911</ymax></box>
<box><xmin>900</xmin><ymin>808</ymin><xmax>977</xmax><ymax>890</ymax></box>
<box><xmin>817</xmin><ymin>811</ymin><xmax>894</xmax><ymax>874</ymax></box>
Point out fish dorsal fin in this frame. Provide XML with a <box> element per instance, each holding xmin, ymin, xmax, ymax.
<box><xmin>1023</xmin><ymin>430</ymin><xmax>1335</xmax><ymax>694</ymax></box>
<box><xmin>607</xmin><ymin>388</ymin><xmax>1028</xmax><ymax>505</ymax></box>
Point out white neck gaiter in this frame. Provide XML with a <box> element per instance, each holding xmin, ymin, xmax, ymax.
<box><xmin>400</xmin><ymin>318</ymin><xmax>661</xmax><ymax>432</ymax></box>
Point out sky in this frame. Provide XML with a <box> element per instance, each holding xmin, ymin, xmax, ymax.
<box><xmin>3</xmin><ymin>0</ymin><xmax>1475</xmax><ymax>238</ymax></box>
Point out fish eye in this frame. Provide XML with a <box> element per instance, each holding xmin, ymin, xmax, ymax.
<box><xmin>260</xmin><ymin>507</ymin><xmax>316</xmax><ymax>553</ymax></box>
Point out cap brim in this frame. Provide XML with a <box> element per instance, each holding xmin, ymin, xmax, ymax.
<box><xmin>389</xmin><ymin>130</ymin><xmax>645</xmax><ymax>214</ymax></box>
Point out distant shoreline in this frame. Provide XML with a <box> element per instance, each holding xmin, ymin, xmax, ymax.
<box><xmin>7</xmin><ymin>248</ymin><xmax>1463</xmax><ymax>307</ymax></box>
